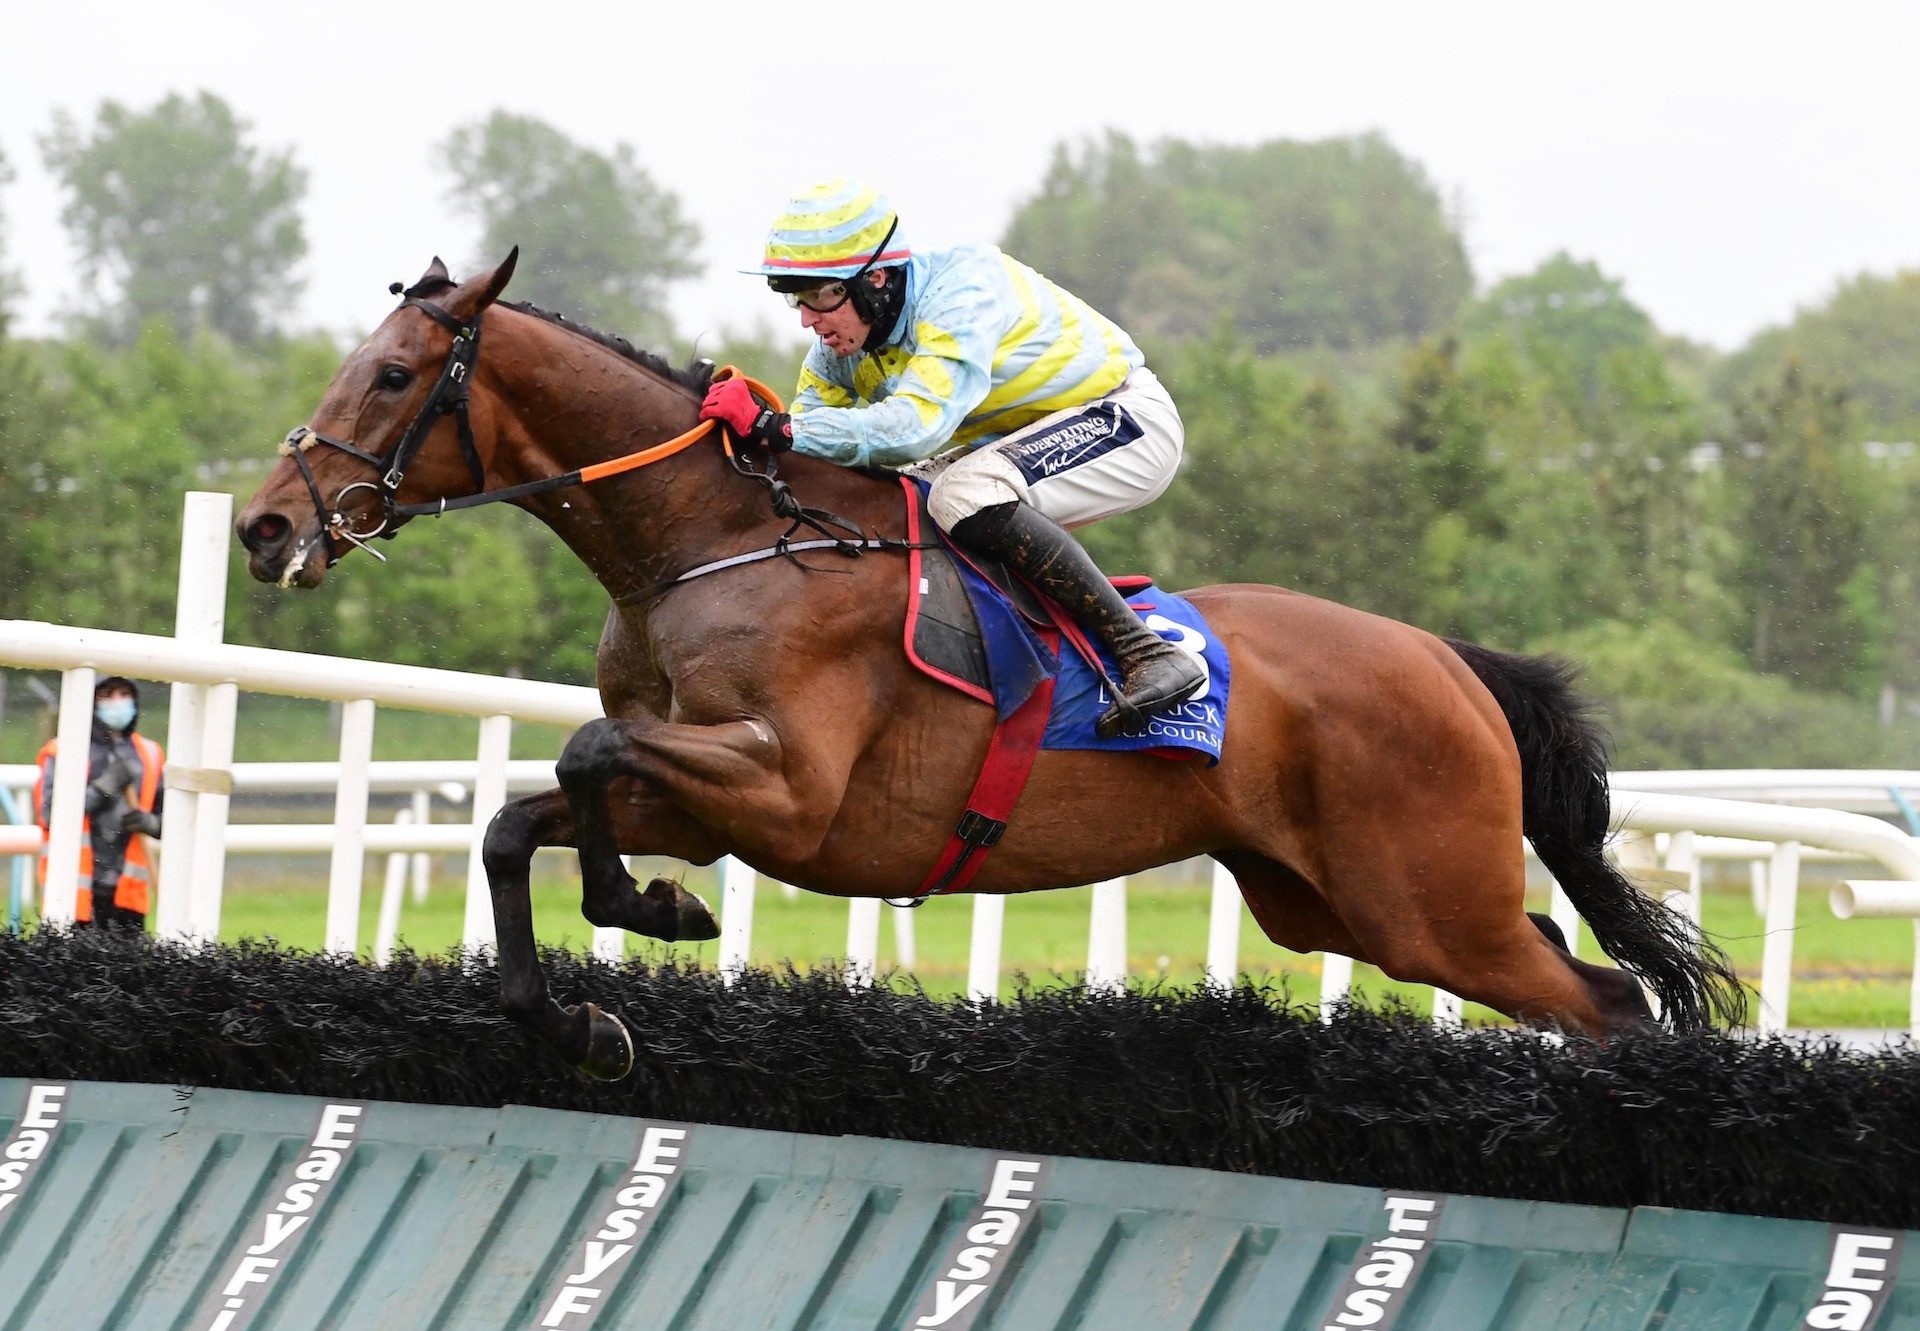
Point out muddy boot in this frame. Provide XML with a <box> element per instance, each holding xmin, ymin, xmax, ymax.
<box><xmin>951</xmin><ymin>501</ymin><xmax>1205</xmax><ymax>738</ymax></box>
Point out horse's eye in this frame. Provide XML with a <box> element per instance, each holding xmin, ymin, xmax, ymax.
<box><xmin>378</xmin><ymin>366</ymin><xmax>413</xmax><ymax>391</ymax></box>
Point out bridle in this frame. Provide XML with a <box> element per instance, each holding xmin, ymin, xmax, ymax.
<box><xmin>274</xmin><ymin>288</ymin><xmax>916</xmax><ymax>592</ymax></box>
<box><xmin>278</xmin><ymin>292</ymin><xmax>488</xmax><ymax>570</ymax></box>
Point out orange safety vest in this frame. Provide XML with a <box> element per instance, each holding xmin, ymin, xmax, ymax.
<box><xmin>33</xmin><ymin>733</ymin><xmax>165</xmax><ymax>921</ymax></box>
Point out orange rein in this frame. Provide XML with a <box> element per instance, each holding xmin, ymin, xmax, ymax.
<box><xmin>575</xmin><ymin>366</ymin><xmax>785</xmax><ymax>485</ymax></box>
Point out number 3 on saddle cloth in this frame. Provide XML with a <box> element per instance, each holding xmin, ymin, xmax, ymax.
<box><xmin>893</xmin><ymin>477</ymin><xmax>1232</xmax><ymax>904</ymax></box>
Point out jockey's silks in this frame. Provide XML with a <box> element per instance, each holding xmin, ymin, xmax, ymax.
<box><xmin>789</xmin><ymin>246</ymin><xmax>1145</xmax><ymax>468</ymax></box>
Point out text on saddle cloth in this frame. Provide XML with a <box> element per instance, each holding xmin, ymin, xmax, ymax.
<box><xmin>898</xmin><ymin>477</ymin><xmax>1231</xmax><ymax>765</ymax></box>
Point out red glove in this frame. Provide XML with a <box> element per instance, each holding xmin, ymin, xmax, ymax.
<box><xmin>700</xmin><ymin>379</ymin><xmax>792</xmax><ymax>452</ymax></box>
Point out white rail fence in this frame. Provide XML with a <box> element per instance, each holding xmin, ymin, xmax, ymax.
<box><xmin>6</xmin><ymin>492</ymin><xmax>1920</xmax><ymax>1036</ymax></box>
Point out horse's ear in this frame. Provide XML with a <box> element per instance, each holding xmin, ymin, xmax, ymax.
<box><xmin>401</xmin><ymin>256</ymin><xmax>455</xmax><ymax>299</ymax></box>
<box><xmin>445</xmin><ymin>247</ymin><xmax>517</xmax><ymax>319</ymax></box>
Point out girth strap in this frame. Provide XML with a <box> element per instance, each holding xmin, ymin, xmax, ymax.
<box><xmin>888</xmin><ymin>630</ymin><xmax>1059</xmax><ymax>907</ymax></box>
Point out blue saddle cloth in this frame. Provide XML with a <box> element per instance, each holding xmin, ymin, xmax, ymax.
<box><xmin>921</xmin><ymin>505</ymin><xmax>1231</xmax><ymax>765</ymax></box>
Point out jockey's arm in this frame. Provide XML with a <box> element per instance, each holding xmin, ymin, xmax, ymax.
<box><xmin>789</xmin><ymin>281</ymin><xmax>1000</xmax><ymax>469</ymax></box>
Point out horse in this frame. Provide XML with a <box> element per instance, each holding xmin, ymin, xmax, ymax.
<box><xmin>235</xmin><ymin>252</ymin><xmax>1744</xmax><ymax>1078</ymax></box>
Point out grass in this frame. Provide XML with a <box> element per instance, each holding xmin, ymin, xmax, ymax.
<box><xmin>19</xmin><ymin>853</ymin><xmax>1915</xmax><ymax>1029</ymax></box>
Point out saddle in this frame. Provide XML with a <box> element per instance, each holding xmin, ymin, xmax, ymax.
<box><xmin>891</xmin><ymin>477</ymin><xmax>1231</xmax><ymax>902</ymax></box>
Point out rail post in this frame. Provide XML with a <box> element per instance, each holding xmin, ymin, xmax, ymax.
<box><xmin>967</xmin><ymin>894</ymin><xmax>1004</xmax><ymax>1003</ymax></box>
<box><xmin>1206</xmin><ymin>860</ymin><xmax>1241</xmax><ymax>989</ymax></box>
<box><xmin>158</xmin><ymin>491</ymin><xmax>232</xmax><ymax>942</ymax></box>
<box><xmin>846</xmin><ymin>897</ymin><xmax>880</xmax><ymax>987</ymax></box>
<box><xmin>40</xmin><ymin>666</ymin><xmax>96</xmax><ymax>925</ymax></box>
<box><xmin>323</xmin><ymin>699</ymin><xmax>376</xmax><ymax>955</ymax></box>
<box><xmin>1086</xmin><ymin>878</ymin><xmax>1127</xmax><ymax>994</ymax></box>
<box><xmin>717</xmin><ymin>856</ymin><xmax>756</xmax><ymax>981</ymax></box>
<box><xmin>1759</xmin><ymin>839</ymin><xmax>1802</xmax><ymax>1034</ymax></box>
<box><xmin>462</xmin><ymin>714</ymin><xmax>511</xmax><ymax>953</ymax></box>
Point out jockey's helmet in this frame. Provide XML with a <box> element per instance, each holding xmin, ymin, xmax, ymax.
<box><xmin>747</xmin><ymin>180</ymin><xmax>909</xmax><ymax>325</ymax></box>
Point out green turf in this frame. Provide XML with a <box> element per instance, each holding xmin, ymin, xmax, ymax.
<box><xmin>27</xmin><ymin>856</ymin><xmax>1914</xmax><ymax>1028</ymax></box>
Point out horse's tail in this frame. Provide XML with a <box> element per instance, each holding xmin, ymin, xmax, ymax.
<box><xmin>1444</xmin><ymin>638</ymin><xmax>1744</xmax><ymax>1033</ymax></box>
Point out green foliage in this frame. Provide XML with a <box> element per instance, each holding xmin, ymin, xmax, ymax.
<box><xmin>1003</xmin><ymin>131</ymin><xmax>1471</xmax><ymax>354</ymax></box>
<box><xmin>1717</xmin><ymin>270</ymin><xmax>1920</xmax><ymax>438</ymax></box>
<box><xmin>1462</xmin><ymin>253</ymin><xmax>1659</xmax><ymax>425</ymax></box>
<box><xmin>439</xmin><ymin>112</ymin><xmax>699</xmax><ymax>347</ymax></box>
<box><xmin>1726</xmin><ymin>358</ymin><xmax>1872</xmax><ymax>690</ymax></box>
<box><xmin>40</xmin><ymin>92</ymin><xmax>307</xmax><ymax>348</ymax></box>
<box><xmin>1534</xmin><ymin>620</ymin><xmax>1794</xmax><ymax>707</ymax></box>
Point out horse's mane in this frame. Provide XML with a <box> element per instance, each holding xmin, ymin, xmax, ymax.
<box><xmin>497</xmin><ymin>300</ymin><xmax>716</xmax><ymax>397</ymax></box>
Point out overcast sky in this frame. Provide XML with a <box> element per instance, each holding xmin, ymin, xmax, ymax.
<box><xmin>3</xmin><ymin>1</ymin><xmax>1917</xmax><ymax>354</ymax></box>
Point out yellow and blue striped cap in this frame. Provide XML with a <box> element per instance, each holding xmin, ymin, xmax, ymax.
<box><xmin>745</xmin><ymin>179</ymin><xmax>911</xmax><ymax>280</ymax></box>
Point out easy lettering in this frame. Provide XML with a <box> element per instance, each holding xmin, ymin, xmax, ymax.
<box><xmin>0</xmin><ymin>1085</ymin><xmax>67</xmax><ymax>1226</ymax></box>
<box><xmin>539</xmin><ymin>1123</ymin><xmax>692</xmax><ymax>1328</ymax></box>
<box><xmin>909</xmin><ymin>1156</ymin><xmax>1051</xmax><ymax>1331</ymax></box>
<box><xmin>1322</xmin><ymin>1193</ymin><xmax>1446</xmax><ymax>1331</ymax></box>
<box><xmin>1805</xmin><ymin>1228</ymin><xmax>1904</xmax><ymax>1330</ymax></box>
<box><xmin>200</xmin><ymin>1102</ymin><xmax>364</xmax><ymax>1331</ymax></box>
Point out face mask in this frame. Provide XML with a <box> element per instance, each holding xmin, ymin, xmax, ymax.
<box><xmin>95</xmin><ymin>700</ymin><xmax>136</xmax><ymax>731</ymax></box>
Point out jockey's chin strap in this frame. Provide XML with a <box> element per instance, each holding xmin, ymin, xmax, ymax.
<box><xmin>277</xmin><ymin>285</ymin><xmax>832</xmax><ymax>574</ymax></box>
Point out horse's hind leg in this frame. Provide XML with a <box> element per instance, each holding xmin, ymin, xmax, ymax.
<box><xmin>1526</xmin><ymin>909</ymin><xmax>1656</xmax><ymax>1029</ymax></box>
<box><xmin>1319</xmin><ymin>829</ymin><xmax>1649</xmax><ymax>1037</ymax></box>
<box><xmin>1225</xmin><ymin>835</ymin><xmax>1647</xmax><ymax>1036</ymax></box>
<box><xmin>1217</xmin><ymin>850</ymin><xmax>1373</xmax><ymax>964</ymax></box>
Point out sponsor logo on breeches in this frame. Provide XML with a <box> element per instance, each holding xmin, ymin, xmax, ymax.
<box><xmin>1006</xmin><ymin>403</ymin><xmax>1143</xmax><ymax>483</ymax></box>
<box><xmin>0</xmin><ymin>1084</ymin><xmax>67</xmax><ymax>1229</ymax></box>
<box><xmin>540</xmin><ymin>1123</ymin><xmax>692</xmax><ymax>1328</ymax></box>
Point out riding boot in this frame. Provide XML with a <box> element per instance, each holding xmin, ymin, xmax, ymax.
<box><xmin>951</xmin><ymin>500</ymin><xmax>1205</xmax><ymax>738</ymax></box>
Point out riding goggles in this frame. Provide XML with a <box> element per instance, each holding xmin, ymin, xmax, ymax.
<box><xmin>775</xmin><ymin>280</ymin><xmax>853</xmax><ymax>313</ymax></box>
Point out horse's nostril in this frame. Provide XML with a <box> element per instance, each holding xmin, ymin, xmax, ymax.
<box><xmin>246</xmin><ymin>513</ymin><xmax>290</xmax><ymax>551</ymax></box>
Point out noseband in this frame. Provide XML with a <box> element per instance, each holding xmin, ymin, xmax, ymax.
<box><xmin>279</xmin><ymin>295</ymin><xmax>486</xmax><ymax>568</ymax></box>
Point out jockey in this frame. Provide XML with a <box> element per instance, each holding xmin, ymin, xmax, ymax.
<box><xmin>700</xmin><ymin>179</ymin><xmax>1204</xmax><ymax>738</ymax></box>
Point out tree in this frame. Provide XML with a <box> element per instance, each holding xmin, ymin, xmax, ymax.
<box><xmin>1461</xmin><ymin>253</ymin><xmax>1660</xmax><ymax>427</ymax></box>
<box><xmin>41</xmin><ymin>92</ymin><xmax>308</xmax><ymax>347</ymax></box>
<box><xmin>439</xmin><ymin>112</ymin><xmax>699</xmax><ymax>348</ymax></box>
<box><xmin>1716</xmin><ymin>270</ymin><xmax>1920</xmax><ymax>438</ymax></box>
<box><xmin>1727</xmin><ymin>357</ymin><xmax>1872</xmax><ymax>690</ymax></box>
<box><xmin>1003</xmin><ymin>131</ymin><xmax>1471</xmax><ymax>354</ymax></box>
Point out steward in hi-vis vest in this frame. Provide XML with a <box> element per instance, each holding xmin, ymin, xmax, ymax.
<box><xmin>33</xmin><ymin>675</ymin><xmax>166</xmax><ymax>928</ymax></box>
<box><xmin>698</xmin><ymin>178</ymin><xmax>1207</xmax><ymax>739</ymax></box>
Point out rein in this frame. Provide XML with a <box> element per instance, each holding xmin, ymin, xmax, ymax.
<box><xmin>276</xmin><ymin>292</ymin><xmax>875</xmax><ymax>581</ymax></box>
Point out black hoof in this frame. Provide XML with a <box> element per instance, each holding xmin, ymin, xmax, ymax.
<box><xmin>566</xmin><ymin>1002</ymin><xmax>635</xmax><ymax>1081</ymax></box>
<box><xmin>644</xmin><ymin>877</ymin><xmax>721</xmax><ymax>942</ymax></box>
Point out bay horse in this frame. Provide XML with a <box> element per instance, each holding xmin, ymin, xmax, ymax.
<box><xmin>235</xmin><ymin>252</ymin><xmax>1743</xmax><ymax>1078</ymax></box>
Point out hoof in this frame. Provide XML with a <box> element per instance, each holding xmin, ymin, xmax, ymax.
<box><xmin>569</xmin><ymin>1002</ymin><xmax>635</xmax><ymax>1081</ymax></box>
<box><xmin>644</xmin><ymin>877</ymin><xmax>721</xmax><ymax>942</ymax></box>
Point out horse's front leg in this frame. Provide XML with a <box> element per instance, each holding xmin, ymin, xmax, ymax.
<box><xmin>482</xmin><ymin>783</ymin><xmax>728</xmax><ymax>1080</ymax></box>
<box><xmin>555</xmin><ymin>712</ymin><xmax>845</xmax><ymax>897</ymax></box>
<box><xmin>480</xmin><ymin>788</ymin><xmax>627</xmax><ymax>1076</ymax></box>
<box><xmin>574</xmin><ymin>776</ymin><xmax>725</xmax><ymax>942</ymax></box>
